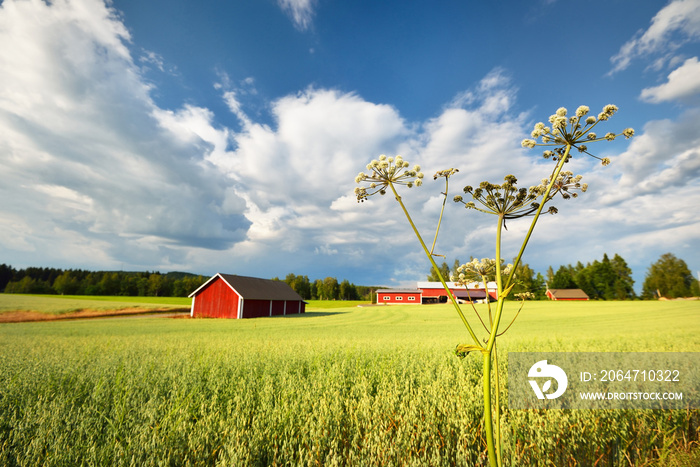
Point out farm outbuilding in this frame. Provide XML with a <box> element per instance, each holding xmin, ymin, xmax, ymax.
<box><xmin>376</xmin><ymin>289</ymin><xmax>423</xmax><ymax>305</ymax></box>
<box><xmin>189</xmin><ymin>274</ymin><xmax>305</xmax><ymax>319</ymax></box>
<box><xmin>417</xmin><ymin>281</ymin><xmax>498</xmax><ymax>304</ymax></box>
<box><xmin>377</xmin><ymin>282</ymin><xmax>498</xmax><ymax>305</ymax></box>
<box><xmin>546</xmin><ymin>288</ymin><xmax>590</xmax><ymax>301</ymax></box>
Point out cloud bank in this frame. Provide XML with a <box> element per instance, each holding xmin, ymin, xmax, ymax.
<box><xmin>0</xmin><ymin>0</ymin><xmax>249</xmax><ymax>269</ymax></box>
<box><xmin>0</xmin><ymin>0</ymin><xmax>698</xmax><ymax>289</ymax></box>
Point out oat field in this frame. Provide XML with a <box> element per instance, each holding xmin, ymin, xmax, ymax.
<box><xmin>0</xmin><ymin>299</ymin><xmax>698</xmax><ymax>466</ymax></box>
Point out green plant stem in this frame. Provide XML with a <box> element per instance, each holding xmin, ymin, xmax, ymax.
<box><xmin>429</xmin><ymin>177</ymin><xmax>449</xmax><ymax>255</ymax></box>
<box><xmin>482</xmin><ymin>215</ymin><xmax>506</xmax><ymax>467</ymax></box>
<box><xmin>388</xmin><ymin>182</ymin><xmax>481</xmax><ymax>346</ymax></box>
<box><xmin>481</xmin><ymin>144</ymin><xmax>573</xmax><ymax>467</ymax></box>
<box><xmin>482</xmin><ymin>352</ymin><xmax>497</xmax><ymax>467</ymax></box>
<box><xmin>486</xmin><ymin>215</ymin><xmax>506</xmax><ymax>354</ymax></box>
<box><xmin>494</xmin><ymin>343</ymin><xmax>502</xmax><ymax>467</ymax></box>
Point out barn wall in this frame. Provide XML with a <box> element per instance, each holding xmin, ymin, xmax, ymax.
<box><xmin>243</xmin><ymin>299</ymin><xmax>272</xmax><ymax>319</ymax></box>
<box><xmin>271</xmin><ymin>300</ymin><xmax>285</xmax><ymax>316</ymax></box>
<box><xmin>192</xmin><ymin>278</ymin><xmax>240</xmax><ymax>318</ymax></box>
<box><xmin>422</xmin><ymin>287</ymin><xmax>497</xmax><ymax>301</ymax></box>
<box><xmin>285</xmin><ymin>300</ymin><xmax>305</xmax><ymax>314</ymax></box>
<box><xmin>245</xmin><ymin>299</ymin><xmax>305</xmax><ymax>318</ymax></box>
<box><xmin>377</xmin><ymin>292</ymin><xmax>422</xmax><ymax>304</ymax></box>
<box><xmin>421</xmin><ymin>288</ymin><xmax>450</xmax><ymax>297</ymax></box>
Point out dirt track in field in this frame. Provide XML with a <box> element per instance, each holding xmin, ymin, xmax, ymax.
<box><xmin>0</xmin><ymin>307</ymin><xmax>190</xmax><ymax>323</ymax></box>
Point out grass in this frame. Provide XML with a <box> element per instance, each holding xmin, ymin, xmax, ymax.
<box><xmin>306</xmin><ymin>299</ymin><xmax>368</xmax><ymax>309</ymax></box>
<box><xmin>0</xmin><ymin>295</ymin><xmax>364</xmax><ymax>315</ymax></box>
<box><xmin>0</xmin><ymin>299</ymin><xmax>698</xmax><ymax>465</ymax></box>
<box><xmin>0</xmin><ymin>294</ymin><xmax>190</xmax><ymax>314</ymax></box>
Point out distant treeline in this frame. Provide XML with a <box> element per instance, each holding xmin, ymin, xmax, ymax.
<box><xmin>0</xmin><ymin>265</ymin><xmax>378</xmax><ymax>301</ymax></box>
<box><xmin>429</xmin><ymin>252</ymin><xmax>699</xmax><ymax>300</ymax></box>
<box><xmin>274</xmin><ymin>273</ymin><xmax>379</xmax><ymax>301</ymax></box>
<box><xmin>544</xmin><ymin>253</ymin><xmax>636</xmax><ymax>299</ymax></box>
<box><xmin>0</xmin><ymin>265</ymin><xmax>206</xmax><ymax>297</ymax></box>
<box><xmin>427</xmin><ymin>253</ymin><xmax>637</xmax><ymax>300</ymax></box>
<box><xmin>4</xmin><ymin>252</ymin><xmax>694</xmax><ymax>300</ymax></box>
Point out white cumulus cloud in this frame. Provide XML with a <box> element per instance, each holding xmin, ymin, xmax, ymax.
<box><xmin>640</xmin><ymin>56</ymin><xmax>700</xmax><ymax>103</ymax></box>
<box><xmin>609</xmin><ymin>0</ymin><xmax>700</xmax><ymax>74</ymax></box>
<box><xmin>0</xmin><ymin>0</ymin><xmax>249</xmax><ymax>270</ymax></box>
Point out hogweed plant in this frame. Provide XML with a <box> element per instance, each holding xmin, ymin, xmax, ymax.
<box><xmin>355</xmin><ymin>104</ymin><xmax>633</xmax><ymax>467</ymax></box>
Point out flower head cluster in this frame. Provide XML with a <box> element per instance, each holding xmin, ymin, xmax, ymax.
<box><xmin>451</xmin><ymin>258</ymin><xmax>513</xmax><ymax>285</ymax></box>
<box><xmin>433</xmin><ymin>168</ymin><xmax>459</xmax><ymax>180</ymax></box>
<box><xmin>354</xmin><ymin>155</ymin><xmax>424</xmax><ymax>202</ymax></box>
<box><xmin>521</xmin><ymin>104</ymin><xmax>634</xmax><ymax>165</ymax></box>
<box><xmin>454</xmin><ymin>175</ymin><xmax>549</xmax><ymax>219</ymax></box>
<box><xmin>545</xmin><ymin>170</ymin><xmax>587</xmax><ymax>200</ymax></box>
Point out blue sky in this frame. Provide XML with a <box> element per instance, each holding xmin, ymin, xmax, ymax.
<box><xmin>1</xmin><ymin>0</ymin><xmax>699</xmax><ymax>291</ymax></box>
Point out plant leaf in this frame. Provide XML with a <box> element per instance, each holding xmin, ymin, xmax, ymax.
<box><xmin>454</xmin><ymin>344</ymin><xmax>486</xmax><ymax>358</ymax></box>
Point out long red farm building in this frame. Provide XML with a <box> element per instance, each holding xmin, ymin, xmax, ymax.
<box><xmin>189</xmin><ymin>274</ymin><xmax>305</xmax><ymax>319</ymax></box>
<box><xmin>376</xmin><ymin>281</ymin><xmax>498</xmax><ymax>305</ymax></box>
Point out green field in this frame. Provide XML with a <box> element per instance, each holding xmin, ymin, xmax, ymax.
<box><xmin>0</xmin><ymin>294</ymin><xmax>191</xmax><ymax>314</ymax></box>
<box><xmin>0</xmin><ymin>295</ymin><xmax>365</xmax><ymax>315</ymax></box>
<box><xmin>0</xmin><ymin>299</ymin><xmax>698</xmax><ymax>465</ymax></box>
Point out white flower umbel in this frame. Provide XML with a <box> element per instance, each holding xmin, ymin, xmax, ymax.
<box><xmin>354</xmin><ymin>154</ymin><xmax>424</xmax><ymax>202</ymax></box>
<box><xmin>521</xmin><ymin>104</ymin><xmax>634</xmax><ymax>166</ymax></box>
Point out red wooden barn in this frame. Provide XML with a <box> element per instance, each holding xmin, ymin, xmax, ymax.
<box><xmin>376</xmin><ymin>289</ymin><xmax>423</xmax><ymax>305</ymax></box>
<box><xmin>189</xmin><ymin>274</ymin><xmax>306</xmax><ymax>319</ymax></box>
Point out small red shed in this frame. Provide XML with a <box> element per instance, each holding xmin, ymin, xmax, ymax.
<box><xmin>189</xmin><ymin>274</ymin><xmax>306</xmax><ymax>319</ymax></box>
<box><xmin>546</xmin><ymin>288</ymin><xmax>590</xmax><ymax>301</ymax></box>
<box><xmin>376</xmin><ymin>289</ymin><xmax>422</xmax><ymax>305</ymax></box>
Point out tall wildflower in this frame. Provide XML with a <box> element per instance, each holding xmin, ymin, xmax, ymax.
<box><xmin>353</xmin><ymin>104</ymin><xmax>633</xmax><ymax>467</ymax></box>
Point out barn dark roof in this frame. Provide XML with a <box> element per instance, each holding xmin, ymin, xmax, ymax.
<box><xmin>190</xmin><ymin>274</ymin><xmax>304</xmax><ymax>301</ymax></box>
<box><xmin>452</xmin><ymin>289</ymin><xmax>487</xmax><ymax>299</ymax></box>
